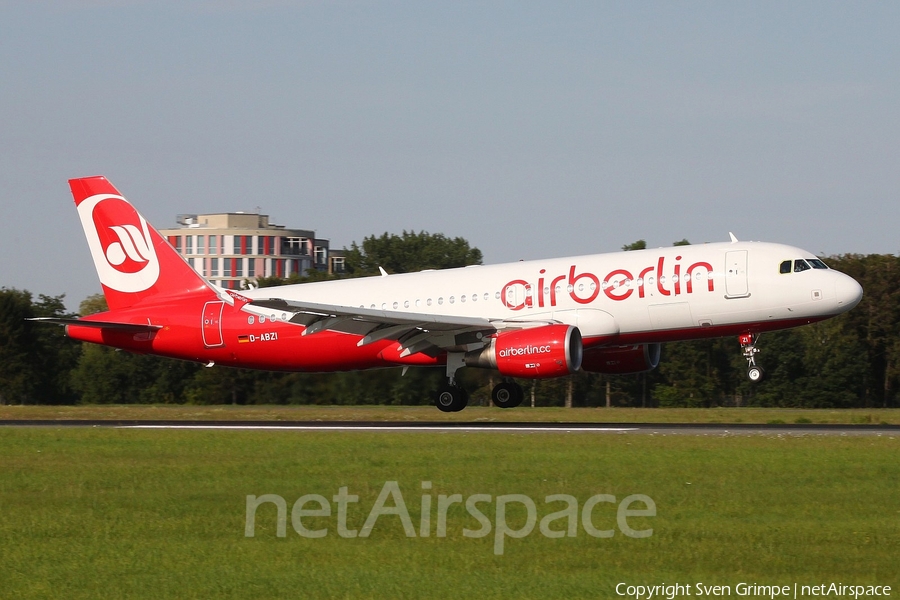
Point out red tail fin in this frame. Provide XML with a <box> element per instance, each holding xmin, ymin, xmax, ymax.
<box><xmin>70</xmin><ymin>176</ymin><xmax>216</xmax><ymax>311</ymax></box>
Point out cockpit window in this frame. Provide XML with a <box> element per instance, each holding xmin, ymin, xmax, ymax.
<box><xmin>781</xmin><ymin>258</ymin><xmax>828</xmax><ymax>274</ymax></box>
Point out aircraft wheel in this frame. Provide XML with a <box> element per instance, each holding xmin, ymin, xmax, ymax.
<box><xmin>436</xmin><ymin>385</ymin><xmax>468</xmax><ymax>412</ymax></box>
<box><xmin>492</xmin><ymin>381</ymin><xmax>524</xmax><ymax>408</ymax></box>
<box><xmin>457</xmin><ymin>389</ymin><xmax>469</xmax><ymax>412</ymax></box>
<box><xmin>748</xmin><ymin>366</ymin><xmax>765</xmax><ymax>382</ymax></box>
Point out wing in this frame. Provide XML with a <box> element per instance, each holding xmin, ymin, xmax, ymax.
<box><xmin>246</xmin><ymin>297</ymin><xmax>555</xmax><ymax>357</ymax></box>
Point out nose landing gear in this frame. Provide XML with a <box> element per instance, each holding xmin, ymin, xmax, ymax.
<box><xmin>740</xmin><ymin>333</ymin><xmax>765</xmax><ymax>382</ymax></box>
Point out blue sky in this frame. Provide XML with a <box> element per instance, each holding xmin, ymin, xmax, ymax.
<box><xmin>2</xmin><ymin>1</ymin><xmax>898</xmax><ymax>308</ymax></box>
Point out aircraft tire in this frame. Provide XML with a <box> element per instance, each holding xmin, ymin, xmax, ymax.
<box><xmin>436</xmin><ymin>385</ymin><xmax>468</xmax><ymax>412</ymax></box>
<box><xmin>492</xmin><ymin>381</ymin><xmax>524</xmax><ymax>408</ymax></box>
<box><xmin>748</xmin><ymin>366</ymin><xmax>765</xmax><ymax>382</ymax></box>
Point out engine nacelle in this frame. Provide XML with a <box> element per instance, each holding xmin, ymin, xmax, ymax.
<box><xmin>581</xmin><ymin>343</ymin><xmax>661</xmax><ymax>374</ymax></box>
<box><xmin>465</xmin><ymin>324</ymin><xmax>583</xmax><ymax>378</ymax></box>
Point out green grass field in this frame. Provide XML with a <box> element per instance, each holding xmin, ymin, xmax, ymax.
<box><xmin>1</xmin><ymin>404</ymin><xmax>898</xmax><ymax>424</ymax></box>
<box><xmin>1</xmin><ymin>426</ymin><xmax>897</xmax><ymax>599</ymax></box>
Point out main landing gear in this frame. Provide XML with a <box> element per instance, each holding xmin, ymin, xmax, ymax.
<box><xmin>436</xmin><ymin>380</ymin><xmax>525</xmax><ymax>412</ymax></box>
<box><xmin>435</xmin><ymin>353</ymin><xmax>525</xmax><ymax>412</ymax></box>
<box><xmin>739</xmin><ymin>333</ymin><xmax>765</xmax><ymax>382</ymax></box>
<box><xmin>436</xmin><ymin>352</ymin><xmax>467</xmax><ymax>412</ymax></box>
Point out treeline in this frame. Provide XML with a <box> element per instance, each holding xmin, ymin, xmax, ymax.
<box><xmin>1</xmin><ymin>236</ymin><xmax>898</xmax><ymax>408</ymax></box>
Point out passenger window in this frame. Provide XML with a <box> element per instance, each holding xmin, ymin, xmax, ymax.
<box><xmin>779</xmin><ymin>261</ymin><xmax>792</xmax><ymax>274</ymax></box>
<box><xmin>794</xmin><ymin>259</ymin><xmax>811</xmax><ymax>272</ymax></box>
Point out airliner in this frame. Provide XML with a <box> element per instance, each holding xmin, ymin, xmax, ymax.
<box><xmin>36</xmin><ymin>176</ymin><xmax>864</xmax><ymax>411</ymax></box>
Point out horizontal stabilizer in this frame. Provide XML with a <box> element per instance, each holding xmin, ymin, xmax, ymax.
<box><xmin>28</xmin><ymin>317</ymin><xmax>162</xmax><ymax>332</ymax></box>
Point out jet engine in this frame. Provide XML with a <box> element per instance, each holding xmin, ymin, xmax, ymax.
<box><xmin>465</xmin><ymin>324</ymin><xmax>583</xmax><ymax>378</ymax></box>
<box><xmin>581</xmin><ymin>343</ymin><xmax>661</xmax><ymax>374</ymax></box>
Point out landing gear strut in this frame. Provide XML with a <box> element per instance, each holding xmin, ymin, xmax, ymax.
<box><xmin>436</xmin><ymin>352</ymin><xmax>469</xmax><ymax>412</ymax></box>
<box><xmin>739</xmin><ymin>333</ymin><xmax>765</xmax><ymax>382</ymax></box>
<box><xmin>491</xmin><ymin>380</ymin><xmax>524</xmax><ymax>408</ymax></box>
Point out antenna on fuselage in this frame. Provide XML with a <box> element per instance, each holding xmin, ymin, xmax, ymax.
<box><xmin>729</xmin><ymin>232</ymin><xmax>739</xmax><ymax>243</ymax></box>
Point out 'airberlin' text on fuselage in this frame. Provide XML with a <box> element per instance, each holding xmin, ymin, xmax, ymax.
<box><xmin>500</xmin><ymin>256</ymin><xmax>715</xmax><ymax>311</ymax></box>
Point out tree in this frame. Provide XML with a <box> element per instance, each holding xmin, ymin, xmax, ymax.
<box><xmin>70</xmin><ymin>292</ymin><xmax>201</xmax><ymax>404</ymax></box>
<box><xmin>255</xmin><ymin>269</ymin><xmax>335</xmax><ymax>288</ymax></box>
<box><xmin>0</xmin><ymin>289</ymin><xmax>38</xmax><ymax>404</ymax></box>
<box><xmin>0</xmin><ymin>288</ymin><xmax>79</xmax><ymax>404</ymax></box>
<box><xmin>343</xmin><ymin>231</ymin><xmax>483</xmax><ymax>276</ymax></box>
<box><xmin>31</xmin><ymin>294</ymin><xmax>82</xmax><ymax>404</ymax></box>
<box><xmin>79</xmin><ymin>294</ymin><xmax>108</xmax><ymax>315</ymax></box>
<box><xmin>655</xmin><ymin>340</ymin><xmax>726</xmax><ymax>407</ymax></box>
<box><xmin>622</xmin><ymin>240</ymin><xmax>646</xmax><ymax>251</ymax></box>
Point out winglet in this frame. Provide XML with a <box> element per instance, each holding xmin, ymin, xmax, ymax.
<box><xmin>729</xmin><ymin>232</ymin><xmax>739</xmax><ymax>243</ymax></box>
<box><xmin>379</xmin><ymin>266</ymin><xmax>389</xmax><ymax>277</ymax></box>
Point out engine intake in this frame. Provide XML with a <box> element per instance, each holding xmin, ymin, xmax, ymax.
<box><xmin>465</xmin><ymin>324</ymin><xmax>582</xmax><ymax>378</ymax></box>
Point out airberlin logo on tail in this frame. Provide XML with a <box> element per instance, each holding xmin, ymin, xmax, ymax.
<box><xmin>77</xmin><ymin>194</ymin><xmax>160</xmax><ymax>293</ymax></box>
<box><xmin>105</xmin><ymin>225</ymin><xmax>153</xmax><ymax>267</ymax></box>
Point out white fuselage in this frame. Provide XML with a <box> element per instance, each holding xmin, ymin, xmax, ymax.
<box><xmin>239</xmin><ymin>241</ymin><xmax>863</xmax><ymax>345</ymax></box>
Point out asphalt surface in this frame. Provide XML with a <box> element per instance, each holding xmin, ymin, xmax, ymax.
<box><xmin>1</xmin><ymin>420</ymin><xmax>897</xmax><ymax>435</ymax></box>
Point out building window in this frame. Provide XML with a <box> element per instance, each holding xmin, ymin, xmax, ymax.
<box><xmin>185</xmin><ymin>236</ymin><xmax>194</xmax><ymax>255</ymax></box>
<box><xmin>283</xmin><ymin>237</ymin><xmax>308</xmax><ymax>256</ymax></box>
<box><xmin>211</xmin><ymin>257</ymin><xmax>220</xmax><ymax>277</ymax></box>
<box><xmin>209</xmin><ymin>235</ymin><xmax>218</xmax><ymax>255</ymax></box>
<box><xmin>197</xmin><ymin>235</ymin><xmax>205</xmax><ymax>255</ymax></box>
<box><xmin>315</xmin><ymin>246</ymin><xmax>326</xmax><ymax>265</ymax></box>
<box><xmin>248</xmin><ymin>259</ymin><xmax>255</xmax><ymax>277</ymax></box>
<box><xmin>175</xmin><ymin>236</ymin><xmax>183</xmax><ymax>253</ymax></box>
<box><xmin>233</xmin><ymin>236</ymin><xmax>242</xmax><ymax>255</ymax></box>
<box><xmin>331</xmin><ymin>256</ymin><xmax>345</xmax><ymax>273</ymax></box>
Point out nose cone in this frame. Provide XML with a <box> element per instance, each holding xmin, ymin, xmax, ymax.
<box><xmin>834</xmin><ymin>274</ymin><xmax>863</xmax><ymax>312</ymax></box>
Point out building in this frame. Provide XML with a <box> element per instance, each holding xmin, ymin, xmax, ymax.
<box><xmin>159</xmin><ymin>212</ymin><xmax>345</xmax><ymax>290</ymax></box>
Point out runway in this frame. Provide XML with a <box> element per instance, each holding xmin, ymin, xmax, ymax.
<box><xmin>1</xmin><ymin>420</ymin><xmax>897</xmax><ymax>435</ymax></box>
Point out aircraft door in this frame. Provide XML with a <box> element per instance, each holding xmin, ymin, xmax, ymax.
<box><xmin>202</xmin><ymin>301</ymin><xmax>225</xmax><ymax>348</ymax></box>
<box><xmin>725</xmin><ymin>251</ymin><xmax>750</xmax><ymax>298</ymax></box>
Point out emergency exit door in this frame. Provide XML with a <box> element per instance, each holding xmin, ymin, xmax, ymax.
<box><xmin>725</xmin><ymin>250</ymin><xmax>749</xmax><ymax>298</ymax></box>
<box><xmin>202</xmin><ymin>301</ymin><xmax>225</xmax><ymax>348</ymax></box>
